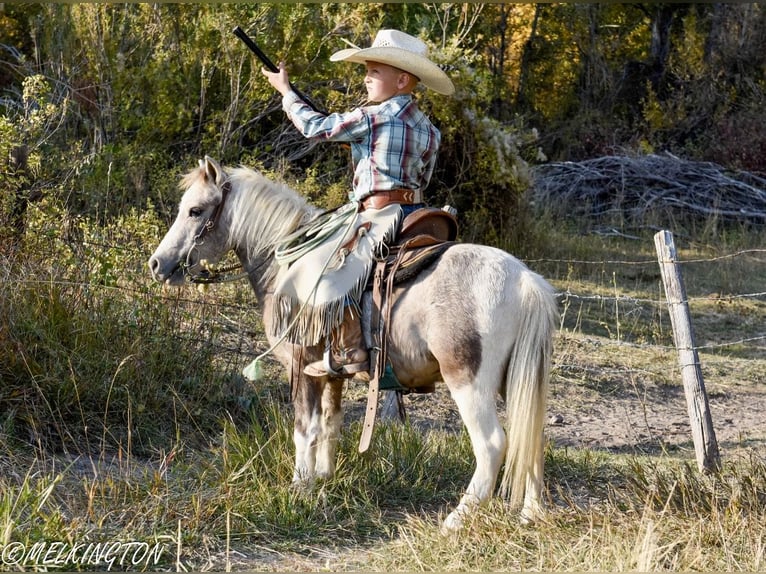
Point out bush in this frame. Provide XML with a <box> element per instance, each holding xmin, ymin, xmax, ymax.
<box><xmin>0</xmin><ymin>205</ymin><xmax>257</xmax><ymax>455</ymax></box>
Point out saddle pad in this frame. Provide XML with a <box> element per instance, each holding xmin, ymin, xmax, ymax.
<box><xmin>391</xmin><ymin>241</ymin><xmax>454</xmax><ymax>285</ymax></box>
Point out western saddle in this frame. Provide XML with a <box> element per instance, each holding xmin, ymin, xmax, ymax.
<box><xmin>359</xmin><ymin>206</ymin><xmax>458</xmax><ymax>452</ymax></box>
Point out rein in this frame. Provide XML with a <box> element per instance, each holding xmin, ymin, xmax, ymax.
<box><xmin>182</xmin><ymin>179</ymin><xmax>248</xmax><ymax>284</ymax></box>
<box><xmin>185</xmin><ymin>260</ymin><xmax>247</xmax><ymax>284</ymax></box>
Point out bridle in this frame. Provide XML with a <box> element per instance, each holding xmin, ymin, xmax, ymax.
<box><xmin>193</xmin><ymin>178</ymin><xmax>231</xmax><ymax>246</ymax></box>
<box><xmin>181</xmin><ymin>179</ymin><xmax>246</xmax><ymax>284</ymax></box>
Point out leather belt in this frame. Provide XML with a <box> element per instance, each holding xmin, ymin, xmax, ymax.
<box><xmin>361</xmin><ymin>189</ymin><xmax>418</xmax><ymax>211</ymax></box>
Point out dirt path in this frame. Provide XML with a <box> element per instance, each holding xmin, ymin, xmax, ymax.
<box><xmin>343</xmin><ymin>333</ymin><xmax>766</xmax><ymax>459</ymax></box>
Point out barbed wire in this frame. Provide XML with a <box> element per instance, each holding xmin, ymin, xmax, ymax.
<box><xmin>5</xmin><ymin>242</ymin><xmax>765</xmax><ymax>357</ymax></box>
<box><xmin>558</xmin><ymin>330</ymin><xmax>766</xmax><ymax>353</ymax></box>
<box><xmin>526</xmin><ymin>247</ymin><xmax>766</xmax><ymax>267</ymax></box>
<box><xmin>694</xmin><ymin>334</ymin><xmax>766</xmax><ymax>350</ymax></box>
<box><xmin>66</xmin><ymin>237</ymin><xmax>766</xmax><ymax>267</ymax></box>
<box><xmin>558</xmin><ymin>290</ymin><xmax>766</xmax><ymax>304</ymax></box>
<box><xmin>679</xmin><ymin>248</ymin><xmax>766</xmax><ymax>263</ymax></box>
<box><xmin>5</xmin><ymin>277</ymin><xmax>262</xmax><ymax>315</ymax></box>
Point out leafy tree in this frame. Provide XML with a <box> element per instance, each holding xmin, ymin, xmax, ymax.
<box><xmin>2</xmin><ymin>2</ymin><xmax>765</xmax><ymax>243</ymax></box>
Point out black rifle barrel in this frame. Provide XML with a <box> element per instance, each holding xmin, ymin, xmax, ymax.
<box><xmin>232</xmin><ymin>26</ymin><xmax>324</xmax><ymax>114</ymax></box>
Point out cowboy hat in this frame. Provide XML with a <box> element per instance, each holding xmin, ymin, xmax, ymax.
<box><xmin>330</xmin><ymin>29</ymin><xmax>455</xmax><ymax>96</ymax></box>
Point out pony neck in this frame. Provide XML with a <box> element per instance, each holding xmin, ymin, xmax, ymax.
<box><xmin>225</xmin><ymin>167</ymin><xmax>316</xmax><ymax>295</ymax></box>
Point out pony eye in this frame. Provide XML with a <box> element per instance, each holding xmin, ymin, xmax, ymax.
<box><xmin>189</xmin><ymin>207</ymin><xmax>204</xmax><ymax>218</ymax></box>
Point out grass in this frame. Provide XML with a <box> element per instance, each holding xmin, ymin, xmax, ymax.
<box><xmin>3</xmin><ymin>424</ymin><xmax>765</xmax><ymax>571</ymax></box>
<box><xmin>1</xmin><ymin>214</ymin><xmax>765</xmax><ymax>570</ymax></box>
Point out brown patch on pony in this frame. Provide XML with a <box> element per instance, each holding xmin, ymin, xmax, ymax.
<box><xmin>453</xmin><ymin>325</ymin><xmax>482</xmax><ymax>378</ymax></box>
<box><xmin>436</xmin><ymin>317</ymin><xmax>482</xmax><ymax>382</ymax></box>
<box><xmin>440</xmin><ymin>249</ymin><xmax>483</xmax><ymax>381</ymax></box>
<box><xmin>292</xmin><ymin>377</ymin><xmax>321</xmax><ymax>437</ymax></box>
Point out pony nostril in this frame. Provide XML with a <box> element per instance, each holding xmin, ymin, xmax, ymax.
<box><xmin>149</xmin><ymin>257</ymin><xmax>160</xmax><ymax>277</ymax></box>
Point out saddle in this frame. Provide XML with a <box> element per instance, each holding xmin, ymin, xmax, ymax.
<box><xmin>359</xmin><ymin>207</ymin><xmax>458</xmax><ymax>452</ymax></box>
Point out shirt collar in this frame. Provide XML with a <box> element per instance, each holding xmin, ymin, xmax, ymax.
<box><xmin>375</xmin><ymin>93</ymin><xmax>413</xmax><ymax>110</ymax></box>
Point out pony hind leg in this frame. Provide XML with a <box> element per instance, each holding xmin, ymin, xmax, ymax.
<box><xmin>441</xmin><ymin>375</ymin><xmax>507</xmax><ymax>533</ymax></box>
<box><xmin>521</xmin><ymin>451</ymin><xmax>545</xmax><ymax>524</ymax></box>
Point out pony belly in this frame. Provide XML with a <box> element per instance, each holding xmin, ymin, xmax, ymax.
<box><xmin>384</xmin><ymin>342</ymin><xmax>442</xmax><ymax>389</ymax></box>
<box><xmin>358</xmin><ymin>284</ymin><xmax>438</xmax><ymax>385</ymax></box>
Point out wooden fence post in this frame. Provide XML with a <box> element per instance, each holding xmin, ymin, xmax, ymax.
<box><xmin>654</xmin><ymin>230</ymin><xmax>720</xmax><ymax>473</ymax></box>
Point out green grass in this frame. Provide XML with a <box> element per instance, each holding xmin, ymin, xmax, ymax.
<box><xmin>3</xmin><ymin>421</ymin><xmax>765</xmax><ymax>571</ymax></box>
<box><xmin>1</xmin><ymin>213</ymin><xmax>765</xmax><ymax>570</ymax></box>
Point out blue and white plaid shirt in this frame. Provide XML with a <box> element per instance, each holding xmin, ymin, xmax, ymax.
<box><xmin>282</xmin><ymin>92</ymin><xmax>441</xmax><ymax>202</ymax></box>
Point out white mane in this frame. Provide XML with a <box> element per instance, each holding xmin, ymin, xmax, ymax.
<box><xmin>224</xmin><ymin>166</ymin><xmax>318</xmax><ymax>279</ymax></box>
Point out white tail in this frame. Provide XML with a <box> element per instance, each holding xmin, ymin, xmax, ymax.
<box><xmin>500</xmin><ymin>271</ymin><xmax>558</xmax><ymax>511</ymax></box>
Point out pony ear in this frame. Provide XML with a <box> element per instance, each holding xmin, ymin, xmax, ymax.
<box><xmin>202</xmin><ymin>156</ymin><xmax>225</xmax><ymax>186</ymax></box>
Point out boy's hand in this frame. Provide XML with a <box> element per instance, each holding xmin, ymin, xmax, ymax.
<box><xmin>262</xmin><ymin>62</ymin><xmax>291</xmax><ymax>96</ymax></box>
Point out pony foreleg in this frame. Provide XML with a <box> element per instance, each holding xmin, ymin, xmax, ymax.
<box><xmin>314</xmin><ymin>379</ymin><xmax>343</xmax><ymax>478</ymax></box>
<box><xmin>291</xmin><ymin>377</ymin><xmax>322</xmax><ymax>484</ymax></box>
<box><xmin>291</xmin><ymin>378</ymin><xmax>343</xmax><ymax>483</ymax></box>
<box><xmin>442</xmin><ymin>382</ymin><xmax>507</xmax><ymax>533</ymax></box>
<box><xmin>292</xmin><ymin>428</ymin><xmax>315</xmax><ymax>484</ymax></box>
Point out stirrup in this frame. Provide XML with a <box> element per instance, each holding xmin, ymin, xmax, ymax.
<box><xmin>303</xmin><ymin>348</ymin><xmax>369</xmax><ymax>379</ymax></box>
<box><xmin>323</xmin><ymin>348</ymin><xmax>343</xmax><ymax>378</ymax></box>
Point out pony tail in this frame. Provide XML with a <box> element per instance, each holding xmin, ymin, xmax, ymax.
<box><xmin>500</xmin><ymin>272</ymin><xmax>558</xmax><ymax>510</ymax></box>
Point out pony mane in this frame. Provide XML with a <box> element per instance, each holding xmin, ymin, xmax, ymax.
<box><xmin>179</xmin><ymin>167</ymin><xmax>204</xmax><ymax>193</ymax></box>
<box><xmin>223</xmin><ymin>166</ymin><xmax>317</xmax><ymax>279</ymax></box>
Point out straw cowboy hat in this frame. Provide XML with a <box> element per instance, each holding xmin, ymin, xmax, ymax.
<box><xmin>330</xmin><ymin>29</ymin><xmax>455</xmax><ymax>96</ymax></box>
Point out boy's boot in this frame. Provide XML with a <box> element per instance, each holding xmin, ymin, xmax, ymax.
<box><xmin>304</xmin><ymin>308</ymin><xmax>369</xmax><ymax>379</ymax></box>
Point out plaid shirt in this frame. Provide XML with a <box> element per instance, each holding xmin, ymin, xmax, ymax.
<box><xmin>282</xmin><ymin>92</ymin><xmax>441</xmax><ymax>202</ymax></box>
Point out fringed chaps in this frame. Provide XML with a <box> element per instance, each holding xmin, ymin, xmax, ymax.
<box><xmin>270</xmin><ymin>202</ymin><xmax>402</xmax><ymax>346</ymax></box>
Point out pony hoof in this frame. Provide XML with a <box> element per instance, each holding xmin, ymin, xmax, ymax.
<box><xmin>289</xmin><ymin>477</ymin><xmax>314</xmax><ymax>493</ymax></box>
<box><xmin>440</xmin><ymin>510</ymin><xmax>467</xmax><ymax>535</ymax></box>
<box><xmin>519</xmin><ymin>505</ymin><xmax>544</xmax><ymax>526</ymax></box>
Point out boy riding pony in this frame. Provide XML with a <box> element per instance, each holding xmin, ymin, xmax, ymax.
<box><xmin>262</xmin><ymin>29</ymin><xmax>454</xmax><ymax>380</ymax></box>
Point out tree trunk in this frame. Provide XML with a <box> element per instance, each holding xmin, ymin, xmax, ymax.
<box><xmin>515</xmin><ymin>3</ymin><xmax>542</xmax><ymax>109</ymax></box>
<box><xmin>703</xmin><ymin>3</ymin><xmax>724</xmax><ymax>65</ymax></box>
<box><xmin>646</xmin><ymin>3</ymin><xmax>686</xmax><ymax>93</ymax></box>
<box><xmin>578</xmin><ymin>3</ymin><xmax>601</xmax><ymax>111</ymax></box>
<box><xmin>6</xmin><ymin>145</ymin><xmax>30</xmax><ymax>250</ymax></box>
<box><xmin>489</xmin><ymin>4</ymin><xmax>509</xmax><ymax>119</ymax></box>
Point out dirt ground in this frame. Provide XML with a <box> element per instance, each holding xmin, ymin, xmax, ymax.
<box><xmin>343</xmin><ymin>333</ymin><xmax>766</xmax><ymax>461</ymax></box>
<box><xmin>543</xmin><ymin>374</ymin><xmax>766</xmax><ymax>458</ymax></box>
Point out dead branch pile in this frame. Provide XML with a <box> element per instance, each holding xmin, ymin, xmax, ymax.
<box><xmin>530</xmin><ymin>153</ymin><xmax>766</xmax><ymax>226</ymax></box>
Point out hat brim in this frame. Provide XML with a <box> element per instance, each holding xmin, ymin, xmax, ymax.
<box><xmin>330</xmin><ymin>47</ymin><xmax>454</xmax><ymax>96</ymax></box>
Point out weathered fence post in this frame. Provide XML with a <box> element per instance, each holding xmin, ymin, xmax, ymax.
<box><xmin>654</xmin><ymin>230</ymin><xmax>720</xmax><ymax>473</ymax></box>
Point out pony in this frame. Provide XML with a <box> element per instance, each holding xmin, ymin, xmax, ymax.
<box><xmin>148</xmin><ymin>156</ymin><xmax>558</xmax><ymax>531</ymax></box>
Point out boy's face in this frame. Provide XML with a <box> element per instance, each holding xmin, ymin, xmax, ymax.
<box><xmin>364</xmin><ymin>61</ymin><xmax>412</xmax><ymax>102</ymax></box>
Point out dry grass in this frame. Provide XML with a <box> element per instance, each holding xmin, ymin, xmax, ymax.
<box><xmin>2</xmin><ymin>217</ymin><xmax>765</xmax><ymax>571</ymax></box>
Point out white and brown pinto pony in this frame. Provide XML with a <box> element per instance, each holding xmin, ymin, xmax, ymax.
<box><xmin>148</xmin><ymin>156</ymin><xmax>558</xmax><ymax>532</ymax></box>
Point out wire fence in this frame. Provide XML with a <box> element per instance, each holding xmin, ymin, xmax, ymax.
<box><xmin>8</xmin><ymin>242</ymin><xmax>765</xmax><ymax>358</ymax></box>
<box><xmin>528</xmin><ymin>240</ymin><xmax>765</xmax><ymax>451</ymax></box>
<box><xmin>5</xmin><ymin>237</ymin><xmax>764</xmax><ymax>453</ymax></box>
<box><xmin>534</xmin><ymin>246</ymin><xmax>766</xmax><ymax>350</ymax></box>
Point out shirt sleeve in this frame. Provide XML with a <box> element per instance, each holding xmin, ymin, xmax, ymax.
<box><xmin>281</xmin><ymin>90</ymin><xmax>304</xmax><ymax>114</ymax></box>
<box><xmin>281</xmin><ymin>90</ymin><xmax>369</xmax><ymax>143</ymax></box>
